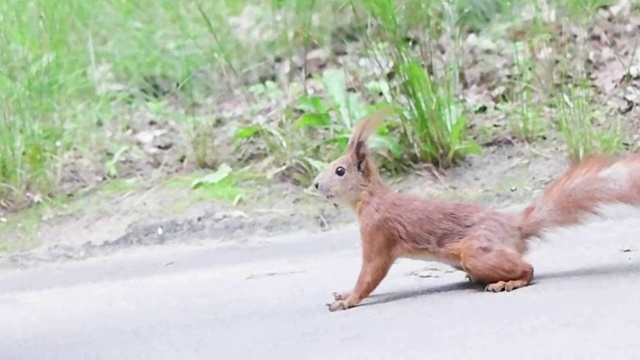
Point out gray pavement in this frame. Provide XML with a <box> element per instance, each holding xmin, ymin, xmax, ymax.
<box><xmin>2</xmin><ymin>205</ymin><xmax>640</xmax><ymax>359</ymax></box>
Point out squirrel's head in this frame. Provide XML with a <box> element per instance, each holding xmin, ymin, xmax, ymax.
<box><xmin>312</xmin><ymin>108</ymin><xmax>394</xmax><ymax>209</ymax></box>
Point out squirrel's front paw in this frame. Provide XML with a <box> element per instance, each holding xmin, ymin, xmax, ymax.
<box><xmin>332</xmin><ymin>291</ymin><xmax>351</xmax><ymax>301</ymax></box>
<box><xmin>327</xmin><ymin>300</ymin><xmax>350</xmax><ymax>312</ymax></box>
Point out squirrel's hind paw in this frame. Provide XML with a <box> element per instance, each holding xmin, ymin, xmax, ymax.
<box><xmin>484</xmin><ymin>279</ymin><xmax>530</xmax><ymax>292</ymax></box>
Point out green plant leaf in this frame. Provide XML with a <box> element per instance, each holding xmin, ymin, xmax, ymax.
<box><xmin>463</xmin><ymin>141</ymin><xmax>483</xmax><ymax>155</ymax></box>
<box><xmin>449</xmin><ymin>115</ymin><xmax>467</xmax><ymax>147</ymax></box>
<box><xmin>322</xmin><ymin>68</ymin><xmax>350</xmax><ymax>125</ymax></box>
<box><xmin>420</xmin><ymin>142</ymin><xmax>438</xmax><ymax>160</ymax></box>
<box><xmin>191</xmin><ymin>163</ymin><xmax>232</xmax><ymax>189</ymax></box>
<box><xmin>306</xmin><ymin>157</ymin><xmax>327</xmax><ymax>171</ymax></box>
<box><xmin>234</xmin><ymin>125</ymin><xmax>261</xmax><ymax>141</ymax></box>
<box><xmin>369</xmin><ymin>135</ymin><xmax>404</xmax><ymax>158</ymax></box>
<box><xmin>105</xmin><ymin>146</ymin><xmax>129</xmax><ymax>178</ymax></box>
<box><xmin>295</xmin><ymin>113</ymin><xmax>331</xmax><ymax>128</ymax></box>
<box><xmin>347</xmin><ymin>93</ymin><xmax>370</xmax><ymax>121</ymax></box>
<box><xmin>248</xmin><ymin>83</ymin><xmax>266</xmax><ymax>96</ymax></box>
<box><xmin>321</xmin><ymin>133</ymin><xmax>350</xmax><ymax>151</ymax></box>
<box><xmin>296</xmin><ymin>95</ymin><xmax>326</xmax><ymax>113</ymax></box>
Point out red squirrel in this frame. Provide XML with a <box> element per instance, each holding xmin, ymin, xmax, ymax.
<box><xmin>313</xmin><ymin>108</ymin><xmax>640</xmax><ymax>312</ymax></box>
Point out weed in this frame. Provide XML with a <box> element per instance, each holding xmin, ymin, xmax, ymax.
<box><xmin>556</xmin><ymin>85</ymin><xmax>626</xmax><ymax>162</ymax></box>
<box><xmin>356</xmin><ymin>0</ymin><xmax>482</xmax><ymax>166</ymax></box>
<box><xmin>190</xmin><ymin>163</ymin><xmax>244</xmax><ymax>204</ymax></box>
<box><xmin>507</xmin><ymin>42</ymin><xmax>548</xmax><ymax>141</ymax></box>
<box><xmin>234</xmin><ymin>68</ymin><xmax>402</xmax><ymax>184</ymax></box>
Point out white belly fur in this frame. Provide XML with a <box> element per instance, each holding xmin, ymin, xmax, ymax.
<box><xmin>400</xmin><ymin>251</ymin><xmax>463</xmax><ymax>270</ymax></box>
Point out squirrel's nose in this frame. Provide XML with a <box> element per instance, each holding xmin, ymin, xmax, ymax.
<box><xmin>314</xmin><ymin>182</ymin><xmax>319</xmax><ymax>189</ymax></box>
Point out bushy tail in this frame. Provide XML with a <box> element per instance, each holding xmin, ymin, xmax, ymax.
<box><xmin>518</xmin><ymin>153</ymin><xmax>640</xmax><ymax>240</ymax></box>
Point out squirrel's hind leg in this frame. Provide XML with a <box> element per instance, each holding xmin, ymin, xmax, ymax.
<box><xmin>460</xmin><ymin>241</ymin><xmax>534</xmax><ymax>292</ymax></box>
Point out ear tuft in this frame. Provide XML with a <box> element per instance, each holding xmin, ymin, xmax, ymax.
<box><xmin>354</xmin><ymin>140</ymin><xmax>365</xmax><ymax>160</ymax></box>
<box><xmin>346</xmin><ymin>106</ymin><xmax>396</xmax><ymax>175</ymax></box>
<box><xmin>347</xmin><ymin>106</ymin><xmax>395</xmax><ymax>154</ymax></box>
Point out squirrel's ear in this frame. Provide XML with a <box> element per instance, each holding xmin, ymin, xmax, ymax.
<box><xmin>346</xmin><ymin>106</ymin><xmax>395</xmax><ymax>164</ymax></box>
<box><xmin>353</xmin><ymin>140</ymin><xmax>367</xmax><ymax>172</ymax></box>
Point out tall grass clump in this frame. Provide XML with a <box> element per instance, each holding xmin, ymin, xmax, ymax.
<box><xmin>0</xmin><ymin>0</ymin><xmax>252</xmax><ymax>207</ymax></box>
<box><xmin>356</xmin><ymin>0</ymin><xmax>481</xmax><ymax>167</ymax></box>
<box><xmin>0</xmin><ymin>1</ymin><xmax>92</xmax><ymax>204</ymax></box>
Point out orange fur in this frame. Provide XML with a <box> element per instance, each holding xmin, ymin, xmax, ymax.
<box><xmin>313</xmin><ymin>111</ymin><xmax>640</xmax><ymax>312</ymax></box>
<box><xmin>520</xmin><ymin>153</ymin><xmax>640</xmax><ymax>239</ymax></box>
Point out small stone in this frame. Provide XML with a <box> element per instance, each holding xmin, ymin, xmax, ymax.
<box><xmin>213</xmin><ymin>210</ymin><xmax>248</xmax><ymax>221</ymax></box>
<box><xmin>619</xmin><ymin>100</ymin><xmax>634</xmax><ymax>115</ymax></box>
<box><xmin>306</xmin><ymin>48</ymin><xmax>328</xmax><ymax>62</ymax></box>
<box><xmin>624</xmin><ymin>85</ymin><xmax>640</xmax><ymax>103</ymax></box>
<box><xmin>135</xmin><ymin>131</ymin><xmax>155</xmax><ymax>144</ymax></box>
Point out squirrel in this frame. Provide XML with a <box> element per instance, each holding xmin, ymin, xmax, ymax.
<box><xmin>312</xmin><ymin>108</ymin><xmax>640</xmax><ymax>312</ymax></box>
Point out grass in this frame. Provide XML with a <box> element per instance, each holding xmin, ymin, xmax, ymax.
<box><xmin>507</xmin><ymin>41</ymin><xmax>548</xmax><ymax>142</ymax></box>
<box><xmin>556</xmin><ymin>85</ymin><xmax>627</xmax><ymax>162</ymax></box>
<box><xmin>355</xmin><ymin>0</ymin><xmax>484</xmax><ymax>166</ymax></box>
<box><xmin>0</xmin><ymin>0</ymin><xmax>637</xmax><ymax>215</ymax></box>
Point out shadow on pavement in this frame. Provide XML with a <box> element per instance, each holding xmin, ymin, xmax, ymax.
<box><xmin>358</xmin><ymin>261</ymin><xmax>640</xmax><ymax>308</ymax></box>
<box><xmin>534</xmin><ymin>261</ymin><xmax>640</xmax><ymax>282</ymax></box>
<box><xmin>361</xmin><ymin>280</ymin><xmax>480</xmax><ymax>308</ymax></box>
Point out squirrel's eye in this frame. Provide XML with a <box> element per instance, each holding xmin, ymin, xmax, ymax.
<box><xmin>335</xmin><ymin>166</ymin><xmax>346</xmax><ymax>177</ymax></box>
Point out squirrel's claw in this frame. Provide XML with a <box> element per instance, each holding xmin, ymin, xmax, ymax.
<box><xmin>484</xmin><ymin>281</ymin><xmax>512</xmax><ymax>292</ymax></box>
<box><xmin>332</xmin><ymin>291</ymin><xmax>350</xmax><ymax>301</ymax></box>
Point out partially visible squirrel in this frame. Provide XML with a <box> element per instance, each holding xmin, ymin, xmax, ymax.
<box><xmin>313</xmin><ymin>108</ymin><xmax>640</xmax><ymax>312</ymax></box>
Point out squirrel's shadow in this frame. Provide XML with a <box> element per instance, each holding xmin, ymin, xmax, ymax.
<box><xmin>534</xmin><ymin>261</ymin><xmax>640</xmax><ymax>282</ymax></box>
<box><xmin>361</xmin><ymin>262</ymin><xmax>640</xmax><ymax>308</ymax></box>
<box><xmin>360</xmin><ymin>280</ymin><xmax>478</xmax><ymax>308</ymax></box>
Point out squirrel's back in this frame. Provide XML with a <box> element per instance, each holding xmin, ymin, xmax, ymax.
<box><xmin>359</xmin><ymin>191</ymin><xmax>520</xmax><ymax>254</ymax></box>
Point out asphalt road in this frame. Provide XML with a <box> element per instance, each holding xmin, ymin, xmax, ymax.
<box><xmin>2</xmin><ymin>205</ymin><xmax>640</xmax><ymax>360</ymax></box>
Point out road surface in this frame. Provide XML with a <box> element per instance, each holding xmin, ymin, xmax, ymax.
<box><xmin>2</xmin><ymin>204</ymin><xmax>640</xmax><ymax>359</ymax></box>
